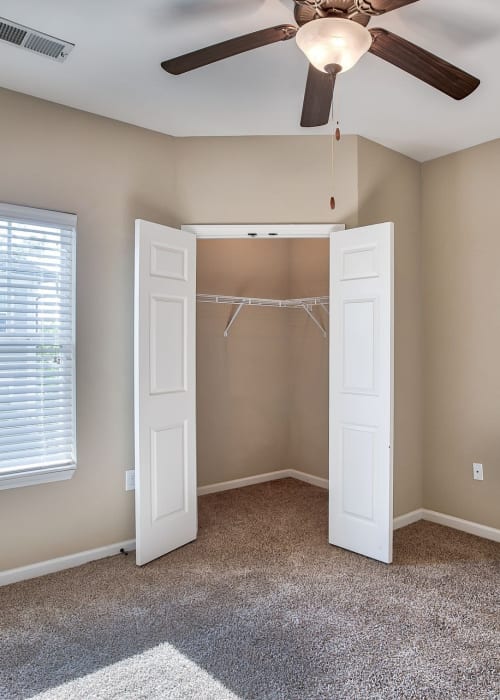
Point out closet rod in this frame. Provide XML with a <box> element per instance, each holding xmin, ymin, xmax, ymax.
<box><xmin>196</xmin><ymin>294</ymin><xmax>329</xmax><ymax>337</ymax></box>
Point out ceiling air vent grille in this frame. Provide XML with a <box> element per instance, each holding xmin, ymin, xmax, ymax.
<box><xmin>24</xmin><ymin>34</ymin><xmax>66</xmax><ymax>59</ymax></box>
<box><xmin>0</xmin><ymin>21</ymin><xmax>27</xmax><ymax>46</ymax></box>
<box><xmin>0</xmin><ymin>17</ymin><xmax>74</xmax><ymax>62</ymax></box>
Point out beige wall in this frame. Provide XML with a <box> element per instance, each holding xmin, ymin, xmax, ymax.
<box><xmin>0</xmin><ymin>87</ymin><xmax>427</xmax><ymax>571</ymax></box>
<box><xmin>287</xmin><ymin>239</ymin><xmax>330</xmax><ymax>480</ymax></box>
<box><xmin>357</xmin><ymin>137</ymin><xmax>423</xmax><ymax>517</ymax></box>
<box><xmin>0</xmin><ymin>89</ymin><xmax>177</xmax><ymax>570</ymax></box>
<box><xmin>196</xmin><ymin>238</ymin><xmax>330</xmax><ymax>487</ymax></box>
<box><xmin>422</xmin><ymin>140</ymin><xmax>500</xmax><ymax>529</ymax></box>
<box><xmin>197</xmin><ymin>240</ymin><xmax>290</xmax><ymax>486</ymax></box>
<box><xmin>175</xmin><ymin>135</ymin><xmax>359</xmax><ymax>228</ymax></box>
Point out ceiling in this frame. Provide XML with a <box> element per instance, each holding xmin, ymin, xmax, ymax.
<box><xmin>0</xmin><ymin>0</ymin><xmax>498</xmax><ymax>161</ymax></box>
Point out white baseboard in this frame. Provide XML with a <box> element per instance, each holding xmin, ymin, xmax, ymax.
<box><xmin>393</xmin><ymin>508</ymin><xmax>500</xmax><ymax>542</ymax></box>
<box><xmin>197</xmin><ymin>468</ymin><xmax>329</xmax><ymax>496</ymax></box>
<box><xmin>197</xmin><ymin>469</ymin><xmax>292</xmax><ymax>496</ymax></box>
<box><xmin>0</xmin><ymin>538</ymin><xmax>136</xmax><ymax>588</ymax></box>
<box><xmin>421</xmin><ymin>509</ymin><xmax>500</xmax><ymax>543</ymax></box>
<box><xmin>393</xmin><ymin>508</ymin><xmax>424</xmax><ymax>530</ymax></box>
<box><xmin>288</xmin><ymin>469</ymin><xmax>329</xmax><ymax>490</ymax></box>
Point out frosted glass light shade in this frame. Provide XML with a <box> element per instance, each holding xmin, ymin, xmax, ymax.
<box><xmin>296</xmin><ymin>18</ymin><xmax>372</xmax><ymax>74</ymax></box>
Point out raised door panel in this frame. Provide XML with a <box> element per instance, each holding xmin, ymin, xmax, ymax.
<box><xmin>149</xmin><ymin>295</ymin><xmax>186</xmax><ymax>395</ymax></box>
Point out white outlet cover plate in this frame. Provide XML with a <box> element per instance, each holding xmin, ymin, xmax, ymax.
<box><xmin>473</xmin><ymin>463</ymin><xmax>484</xmax><ymax>481</ymax></box>
<box><xmin>125</xmin><ymin>469</ymin><xmax>136</xmax><ymax>491</ymax></box>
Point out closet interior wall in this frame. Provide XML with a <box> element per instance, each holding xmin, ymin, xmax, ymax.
<box><xmin>287</xmin><ymin>239</ymin><xmax>330</xmax><ymax>481</ymax></box>
<box><xmin>196</xmin><ymin>238</ymin><xmax>329</xmax><ymax>488</ymax></box>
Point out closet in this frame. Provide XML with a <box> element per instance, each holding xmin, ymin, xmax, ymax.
<box><xmin>196</xmin><ymin>237</ymin><xmax>330</xmax><ymax>491</ymax></box>
<box><xmin>134</xmin><ymin>220</ymin><xmax>394</xmax><ymax>568</ymax></box>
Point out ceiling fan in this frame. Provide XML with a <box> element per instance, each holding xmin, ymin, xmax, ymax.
<box><xmin>161</xmin><ymin>0</ymin><xmax>480</xmax><ymax>127</ymax></box>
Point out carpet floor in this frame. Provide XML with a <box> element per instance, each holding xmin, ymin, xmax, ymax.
<box><xmin>1</xmin><ymin>478</ymin><xmax>499</xmax><ymax>700</ymax></box>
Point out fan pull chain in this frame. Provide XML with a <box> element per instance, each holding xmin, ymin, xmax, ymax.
<box><xmin>330</xmin><ymin>78</ymin><xmax>340</xmax><ymax>211</ymax></box>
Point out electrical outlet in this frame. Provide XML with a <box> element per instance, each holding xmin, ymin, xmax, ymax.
<box><xmin>125</xmin><ymin>469</ymin><xmax>135</xmax><ymax>491</ymax></box>
<box><xmin>472</xmin><ymin>463</ymin><xmax>483</xmax><ymax>481</ymax></box>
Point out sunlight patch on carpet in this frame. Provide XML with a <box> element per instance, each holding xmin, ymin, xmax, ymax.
<box><xmin>31</xmin><ymin>642</ymin><xmax>240</xmax><ymax>700</ymax></box>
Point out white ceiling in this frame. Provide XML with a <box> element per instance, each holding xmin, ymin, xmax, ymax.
<box><xmin>0</xmin><ymin>0</ymin><xmax>498</xmax><ymax>161</ymax></box>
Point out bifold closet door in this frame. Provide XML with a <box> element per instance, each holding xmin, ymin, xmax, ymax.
<box><xmin>134</xmin><ymin>220</ymin><xmax>197</xmax><ymax>566</ymax></box>
<box><xmin>329</xmin><ymin>223</ymin><xmax>394</xmax><ymax>563</ymax></box>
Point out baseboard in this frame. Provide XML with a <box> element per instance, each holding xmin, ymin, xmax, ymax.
<box><xmin>422</xmin><ymin>509</ymin><xmax>500</xmax><ymax>543</ymax></box>
<box><xmin>393</xmin><ymin>508</ymin><xmax>500</xmax><ymax>542</ymax></box>
<box><xmin>197</xmin><ymin>470</ymin><xmax>292</xmax><ymax>496</ymax></box>
<box><xmin>393</xmin><ymin>509</ymin><xmax>424</xmax><ymax>530</ymax></box>
<box><xmin>197</xmin><ymin>469</ymin><xmax>329</xmax><ymax>496</ymax></box>
<box><xmin>0</xmin><ymin>538</ymin><xmax>136</xmax><ymax>588</ymax></box>
<box><xmin>288</xmin><ymin>469</ymin><xmax>329</xmax><ymax>490</ymax></box>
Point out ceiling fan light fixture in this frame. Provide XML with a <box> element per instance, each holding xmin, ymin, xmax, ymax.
<box><xmin>296</xmin><ymin>18</ymin><xmax>372</xmax><ymax>74</ymax></box>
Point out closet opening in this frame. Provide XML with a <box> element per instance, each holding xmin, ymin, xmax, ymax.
<box><xmin>196</xmin><ymin>237</ymin><xmax>330</xmax><ymax>499</ymax></box>
<box><xmin>134</xmin><ymin>219</ymin><xmax>393</xmax><ymax>566</ymax></box>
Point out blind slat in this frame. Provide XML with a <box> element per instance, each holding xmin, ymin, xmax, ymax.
<box><xmin>2</xmin><ymin>416</ymin><xmax>72</xmax><ymax>438</ymax></box>
<box><xmin>0</xmin><ymin>440</ymin><xmax>73</xmax><ymax>457</ymax></box>
<box><xmin>0</xmin><ymin>242</ymin><xmax>73</xmax><ymax>257</ymax></box>
<box><xmin>0</xmin><ymin>379</ymin><xmax>72</xmax><ymax>389</ymax></box>
<box><xmin>2</xmin><ymin>406</ymin><xmax>73</xmax><ymax>421</ymax></box>
<box><xmin>0</xmin><ymin>433</ymin><xmax>73</xmax><ymax>450</ymax></box>
<box><xmin>0</xmin><ymin>279</ymin><xmax>73</xmax><ymax>290</ymax></box>
<box><xmin>0</xmin><ymin>453</ymin><xmax>74</xmax><ymax>469</ymax></box>
<box><xmin>0</xmin><ymin>228</ymin><xmax>74</xmax><ymax>242</ymax></box>
<box><xmin>0</xmin><ymin>393</ymin><xmax>73</xmax><ymax>403</ymax></box>
<box><xmin>0</xmin><ymin>301</ymin><xmax>72</xmax><ymax>309</ymax></box>
<box><xmin>0</xmin><ymin>255</ymin><xmax>73</xmax><ymax>267</ymax></box>
<box><xmin>0</xmin><ymin>346</ymin><xmax>73</xmax><ymax>353</ymax></box>
<box><xmin>0</xmin><ymin>371</ymin><xmax>72</xmax><ymax>380</ymax></box>
<box><xmin>0</xmin><ymin>312</ymin><xmax>72</xmax><ymax>320</ymax></box>
<box><xmin>0</xmin><ymin>289</ymin><xmax>72</xmax><ymax>299</ymax></box>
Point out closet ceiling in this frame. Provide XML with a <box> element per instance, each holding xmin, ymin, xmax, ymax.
<box><xmin>0</xmin><ymin>0</ymin><xmax>498</xmax><ymax>161</ymax></box>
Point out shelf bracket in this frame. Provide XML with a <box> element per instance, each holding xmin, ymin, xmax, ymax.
<box><xmin>301</xmin><ymin>304</ymin><xmax>327</xmax><ymax>338</ymax></box>
<box><xmin>224</xmin><ymin>302</ymin><xmax>245</xmax><ymax>337</ymax></box>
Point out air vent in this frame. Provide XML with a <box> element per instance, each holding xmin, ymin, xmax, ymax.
<box><xmin>0</xmin><ymin>17</ymin><xmax>74</xmax><ymax>62</ymax></box>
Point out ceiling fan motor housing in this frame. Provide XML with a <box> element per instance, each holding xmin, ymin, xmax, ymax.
<box><xmin>354</xmin><ymin>0</ymin><xmax>386</xmax><ymax>16</ymax></box>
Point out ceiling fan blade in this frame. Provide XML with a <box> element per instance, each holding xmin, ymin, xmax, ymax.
<box><xmin>365</xmin><ymin>0</ymin><xmax>420</xmax><ymax>13</ymax></box>
<box><xmin>300</xmin><ymin>64</ymin><xmax>335</xmax><ymax>128</ymax></box>
<box><xmin>369</xmin><ymin>28</ymin><xmax>480</xmax><ymax>100</ymax></box>
<box><xmin>162</xmin><ymin>24</ymin><xmax>297</xmax><ymax>75</ymax></box>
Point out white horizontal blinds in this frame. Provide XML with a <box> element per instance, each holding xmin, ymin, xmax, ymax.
<box><xmin>0</xmin><ymin>208</ymin><xmax>76</xmax><ymax>475</ymax></box>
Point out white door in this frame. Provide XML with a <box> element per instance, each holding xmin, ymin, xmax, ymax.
<box><xmin>329</xmin><ymin>223</ymin><xmax>394</xmax><ymax>563</ymax></box>
<box><xmin>134</xmin><ymin>220</ymin><xmax>197</xmax><ymax>566</ymax></box>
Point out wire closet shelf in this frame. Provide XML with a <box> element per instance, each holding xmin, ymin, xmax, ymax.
<box><xmin>196</xmin><ymin>294</ymin><xmax>329</xmax><ymax>338</ymax></box>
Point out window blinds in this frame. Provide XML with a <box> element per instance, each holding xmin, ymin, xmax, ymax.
<box><xmin>0</xmin><ymin>206</ymin><xmax>76</xmax><ymax>476</ymax></box>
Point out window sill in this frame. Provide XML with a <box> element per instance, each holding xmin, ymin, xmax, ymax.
<box><xmin>0</xmin><ymin>464</ymin><xmax>76</xmax><ymax>491</ymax></box>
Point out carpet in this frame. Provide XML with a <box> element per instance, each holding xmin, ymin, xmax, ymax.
<box><xmin>0</xmin><ymin>478</ymin><xmax>499</xmax><ymax>699</ymax></box>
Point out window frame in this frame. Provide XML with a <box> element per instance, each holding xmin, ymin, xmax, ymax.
<box><xmin>0</xmin><ymin>203</ymin><xmax>77</xmax><ymax>490</ymax></box>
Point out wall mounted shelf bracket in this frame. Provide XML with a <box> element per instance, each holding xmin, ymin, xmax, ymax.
<box><xmin>196</xmin><ymin>294</ymin><xmax>329</xmax><ymax>338</ymax></box>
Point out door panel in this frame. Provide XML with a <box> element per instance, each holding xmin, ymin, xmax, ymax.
<box><xmin>134</xmin><ymin>220</ymin><xmax>197</xmax><ymax>566</ymax></box>
<box><xmin>330</xmin><ymin>223</ymin><xmax>394</xmax><ymax>563</ymax></box>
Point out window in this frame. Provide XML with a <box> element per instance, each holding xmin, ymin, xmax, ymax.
<box><xmin>0</xmin><ymin>204</ymin><xmax>76</xmax><ymax>489</ymax></box>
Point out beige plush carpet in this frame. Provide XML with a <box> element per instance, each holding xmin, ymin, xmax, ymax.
<box><xmin>1</xmin><ymin>478</ymin><xmax>499</xmax><ymax>700</ymax></box>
